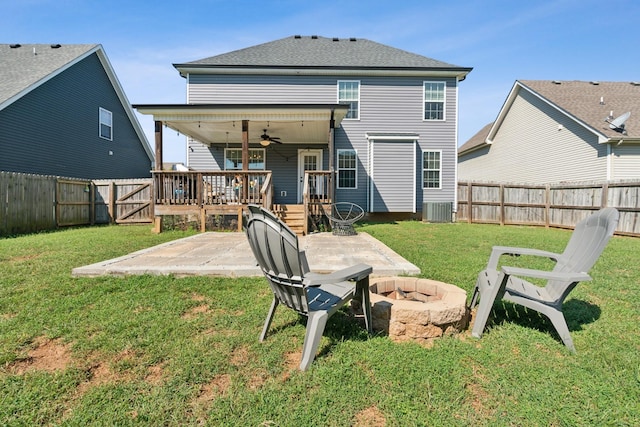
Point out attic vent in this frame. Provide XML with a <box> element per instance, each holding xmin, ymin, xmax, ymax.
<box><xmin>294</xmin><ymin>35</ymin><xmax>301</xmax><ymax>39</ymax></box>
<box><xmin>631</xmin><ymin>82</ymin><xmax>640</xmax><ymax>86</ymax></box>
<box><xmin>333</xmin><ymin>37</ymin><xmax>339</xmax><ymax>41</ymax></box>
<box><xmin>350</xmin><ymin>37</ymin><xmax>357</xmax><ymax>41</ymax></box>
<box><xmin>51</xmin><ymin>44</ymin><xmax>61</xmax><ymax>49</ymax></box>
<box><xmin>9</xmin><ymin>44</ymin><xmax>21</xmax><ymax>48</ymax></box>
<box><xmin>590</xmin><ymin>81</ymin><xmax>600</xmax><ymax>85</ymax></box>
<box><xmin>552</xmin><ymin>80</ymin><xmax>562</xmax><ymax>85</ymax></box>
<box><xmin>311</xmin><ymin>35</ymin><xmax>318</xmax><ymax>39</ymax></box>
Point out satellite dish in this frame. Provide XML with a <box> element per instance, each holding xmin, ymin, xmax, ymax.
<box><xmin>605</xmin><ymin>111</ymin><xmax>630</xmax><ymax>133</ymax></box>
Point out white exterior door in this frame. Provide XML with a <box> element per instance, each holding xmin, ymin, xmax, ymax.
<box><xmin>297</xmin><ymin>149</ymin><xmax>323</xmax><ymax>203</ymax></box>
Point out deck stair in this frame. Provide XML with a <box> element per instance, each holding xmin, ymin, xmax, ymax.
<box><xmin>272</xmin><ymin>204</ymin><xmax>306</xmax><ymax>235</ymax></box>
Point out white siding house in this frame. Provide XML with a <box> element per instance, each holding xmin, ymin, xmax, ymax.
<box><xmin>459</xmin><ymin>80</ymin><xmax>640</xmax><ymax>184</ymax></box>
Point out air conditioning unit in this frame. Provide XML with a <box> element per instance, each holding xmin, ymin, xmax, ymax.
<box><xmin>422</xmin><ymin>202</ymin><xmax>452</xmax><ymax>223</ymax></box>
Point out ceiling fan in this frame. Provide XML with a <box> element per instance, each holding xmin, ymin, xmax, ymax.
<box><xmin>259</xmin><ymin>129</ymin><xmax>282</xmax><ymax>146</ymax></box>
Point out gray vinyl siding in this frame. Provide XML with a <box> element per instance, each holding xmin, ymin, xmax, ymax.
<box><xmin>370</xmin><ymin>140</ymin><xmax>415</xmax><ymax>212</ymax></box>
<box><xmin>186</xmin><ymin>73</ymin><xmax>459</xmax><ymax>211</ymax></box>
<box><xmin>0</xmin><ymin>53</ymin><xmax>152</xmax><ymax>179</ymax></box>
<box><xmin>611</xmin><ymin>144</ymin><xmax>640</xmax><ymax>179</ymax></box>
<box><xmin>458</xmin><ymin>89</ymin><xmax>608</xmax><ymax>184</ymax></box>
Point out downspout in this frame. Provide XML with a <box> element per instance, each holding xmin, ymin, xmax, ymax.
<box><xmin>606</xmin><ymin>141</ymin><xmax>612</xmax><ymax>180</ymax></box>
<box><xmin>454</xmin><ymin>78</ymin><xmax>459</xmax><ymax>220</ymax></box>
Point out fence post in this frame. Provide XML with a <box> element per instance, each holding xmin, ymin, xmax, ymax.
<box><xmin>601</xmin><ymin>182</ymin><xmax>609</xmax><ymax>208</ymax></box>
<box><xmin>544</xmin><ymin>184</ymin><xmax>550</xmax><ymax>228</ymax></box>
<box><xmin>90</xmin><ymin>182</ymin><xmax>95</xmax><ymax>225</ymax></box>
<box><xmin>467</xmin><ymin>182</ymin><xmax>473</xmax><ymax>224</ymax></box>
<box><xmin>499</xmin><ymin>184</ymin><xmax>505</xmax><ymax>226</ymax></box>
<box><xmin>108</xmin><ymin>181</ymin><xmax>116</xmax><ymax>224</ymax></box>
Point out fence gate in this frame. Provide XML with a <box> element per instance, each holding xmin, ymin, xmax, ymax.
<box><xmin>93</xmin><ymin>179</ymin><xmax>153</xmax><ymax>224</ymax></box>
<box><xmin>115</xmin><ymin>182</ymin><xmax>152</xmax><ymax>224</ymax></box>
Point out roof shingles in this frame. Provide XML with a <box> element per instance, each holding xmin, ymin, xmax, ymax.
<box><xmin>177</xmin><ymin>35</ymin><xmax>468</xmax><ymax>70</ymax></box>
<box><xmin>519</xmin><ymin>80</ymin><xmax>640</xmax><ymax>140</ymax></box>
<box><xmin>0</xmin><ymin>43</ymin><xmax>97</xmax><ymax>106</ymax></box>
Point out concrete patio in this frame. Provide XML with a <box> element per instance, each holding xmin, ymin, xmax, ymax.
<box><xmin>72</xmin><ymin>232</ymin><xmax>420</xmax><ymax>278</ymax></box>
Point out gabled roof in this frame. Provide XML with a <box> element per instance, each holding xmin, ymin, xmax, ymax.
<box><xmin>0</xmin><ymin>43</ymin><xmax>153</xmax><ymax>161</ymax></box>
<box><xmin>460</xmin><ymin>79</ymin><xmax>640</xmax><ymax>156</ymax></box>
<box><xmin>492</xmin><ymin>80</ymin><xmax>640</xmax><ymax>144</ymax></box>
<box><xmin>458</xmin><ymin>122</ymin><xmax>493</xmax><ymax>155</ymax></box>
<box><xmin>0</xmin><ymin>43</ymin><xmax>98</xmax><ymax>109</ymax></box>
<box><xmin>517</xmin><ymin>80</ymin><xmax>640</xmax><ymax>141</ymax></box>
<box><xmin>174</xmin><ymin>35</ymin><xmax>472</xmax><ymax>78</ymax></box>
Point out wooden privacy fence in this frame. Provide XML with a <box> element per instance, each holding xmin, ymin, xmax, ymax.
<box><xmin>0</xmin><ymin>172</ymin><xmax>153</xmax><ymax>236</ymax></box>
<box><xmin>457</xmin><ymin>180</ymin><xmax>640</xmax><ymax>237</ymax></box>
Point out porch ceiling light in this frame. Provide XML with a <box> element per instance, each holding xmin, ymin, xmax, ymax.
<box><xmin>260</xmin><ymin>139</ymin><xmax>271</xmax><ymax>147</ymax></box>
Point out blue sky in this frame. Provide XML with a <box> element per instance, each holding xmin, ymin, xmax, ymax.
<box><xmin>3</xmin><ymin>0</ymin><xmax>640</xmax><ymax>162</ymax></box>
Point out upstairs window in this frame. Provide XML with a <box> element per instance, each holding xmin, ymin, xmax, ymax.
<box><xmin>224</xmin><ymin>148</ymin><xmax>265</xmax><ymax>170</ymax></box>
<box><xmin>99</xmin><ymin>107</ymin><xmax>113</xmax><ymax>140</ymax></box>
<box><xmin>423</xmin><ymin>82</ymin><xmax>445</xmax><ymax>120</ymax></box>
<box><xmin>422</xmin><ymin>150</ymin><xmax>441</xmax><ymax>189</ymax></box>
<box><xmin>338</xmin><ymin>80</ymin><xmax>360</xmax><ymax>119</ymax></box>
<box><xmin>337</xmin><ymin>149</ymin><xmax>357</xmax><ymax>188</ymax></box>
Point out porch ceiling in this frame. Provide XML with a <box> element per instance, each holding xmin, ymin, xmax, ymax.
<box><xmin>134</xmin><ymin>104</ymin><xmax>349</xmax><ymax>146</ymax></box>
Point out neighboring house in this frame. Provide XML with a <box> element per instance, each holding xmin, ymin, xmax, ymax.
<box><xmin>458</xmin><ymin>80</ymin><xmax>640</xmax><ymax>184</ymax></box>
<box><xmin>0</xmin><ymin>43</ymin><xmax>153</xmax><ymax>179</ymax></box>
<box><xmin>136</xmin><ymin>35</ymin><xmax>471</xmax><ymax>225</ymax></box>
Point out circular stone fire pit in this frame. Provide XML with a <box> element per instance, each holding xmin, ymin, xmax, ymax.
<box><xmin>369</xmin><ymin>277</ymin><xmax>469</xmax><ymax>345</ymax></box>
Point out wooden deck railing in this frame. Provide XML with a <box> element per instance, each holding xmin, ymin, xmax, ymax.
<box><xmin>153</xmin><ymin>171</ymin><xmax>273</xmax><ymax>207</ymax></box>
<box><xmin>303</xmin><ymin>171</ymin><xmax>333</xmax><ymax>234</ymax></box>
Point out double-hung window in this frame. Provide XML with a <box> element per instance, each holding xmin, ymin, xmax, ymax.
<box><xmin>337</xmin><ymin>149</ymin><xmax>357</xmax><ymax>189</ymax></box>
<box><xmin>224</xmin><ymin>148</ymin><xmax>265</xmax><ymax>170</ymax></box>
<box><xmin>422</xmin><ymin>150</ymin><xmax>441</xmax><ymax>189</ymax></box>
<box><xmin>423</xmin><ymin>82</ymin><xmax>445</xmax><ymax>120</ymax></box>
<box><xmin>99</xmin><ymin>107</ymin><xmax>113</xmax><ymax>140</ymax></box>
<box><xmin>338</xmin><ymin>80</ymin><xmax>360</xmax><ymax>119</ymax></box>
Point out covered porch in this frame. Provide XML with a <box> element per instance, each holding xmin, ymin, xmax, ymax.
<box><xmin>134</xmin><ymin>104</ymin><xmax>349</xmax><ymax>234</ymax></box>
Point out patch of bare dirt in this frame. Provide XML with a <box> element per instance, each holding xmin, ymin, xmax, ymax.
<box><xmin>9</xmin><ymin>337</ymin><xmax>73</xmax><ymax>374</ymax></box>
<box><xmin>280</xmin><ymin>351</ymin><xmax>302</xmax><ymax>382</ymax></box>
<box><xmin>465</xmin><ymin>360</ymin><xmax>493</xmax><ymax>417</ymax></box>
<box><xmin>182</xmin><ymin>304</ymin><xmax>210</xmax><ymax>319</ymax></box>
<box><xmin>353</xmin><ymin>405</ymin><xmax>387</xmax><ymax>427</ymax></box>
<box><xmin>230</xmin><ymin>346</ymin><xmax>250</xmax><ymax>366</ymax></box>
<box><xmin>199</xmin><ymin>374</ymin><xmax>231</xmax><ymax>401</ymax></box>
<box><xmin>9</xmin><ymin>254</ymin><xmax>40</xmax><ymax>262</ymax></box>
<box><xmin>145</xmin><ymin>361</ymin><xmax>167</xmax><ymax>385</ymax></box>
<box><xmin>248</xmin><ymin>369</ymin><xmax>269</xmax><ymax>390</ymax></box>
<box><xmin>190</xmin><ymin>293</ymin><xmax>207</xmax><ymax>302</ymax></box>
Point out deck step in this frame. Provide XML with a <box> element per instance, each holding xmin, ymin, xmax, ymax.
<box><xmin>272</xmin><ymin>204</ymin><xmax>306</xmax><ymax>235</ymax></box>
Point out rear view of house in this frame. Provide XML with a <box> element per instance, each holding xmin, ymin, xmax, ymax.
<box><xmin>0</xmin><ymin>44</ymin><xmax>153</xmax><ymax>179</ymax></box>
<box><xmin>136</xmin><ymin>35</ymin><xmax>472</xmax><ymax>232</ymax></box>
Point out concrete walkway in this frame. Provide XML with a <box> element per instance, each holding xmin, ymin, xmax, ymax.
<box><xmin>72</xmin><ymin>232</ymin><xmax>420</xmax><ymax>278</ymax></box>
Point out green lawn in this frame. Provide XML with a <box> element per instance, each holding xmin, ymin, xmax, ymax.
<box><xmin>0</xmin><ymin>222</ymin><xmax>638</xmax><ymax>426</ymax></box>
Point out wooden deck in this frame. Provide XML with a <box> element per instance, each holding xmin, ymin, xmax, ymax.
<box><xmin>151</xmin><ymin>170</ymin><xmax>333</xmax><ymax>234</ymax></box>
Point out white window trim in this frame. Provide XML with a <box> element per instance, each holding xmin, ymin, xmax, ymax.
<box><xmin>99</xmin><ymin>107</ymin><xmax>113</xmax><ymax>141</ymax></box>
<box><xmin>337</xmin><ymin>148</ymin><xmax>358</xmax><ymax>189</ymax></box>
<box><xmin>337</xmin><ymin>80</ymin><xmax>360</xmax><ymax>120</ymax></box>
<box><xmin>423</xmin><ymin>81</ymin><xmax>446</xmax><ymax>121</ymax></box>
<box><xmin>422</xmin><ymin>149</ymin><xmax>442</xmax><ymax>189</ymax></box>
<box><xmin>224</xmin><ymin>148</ymin><xmax>266</xmax><ymax>170</ymax></box>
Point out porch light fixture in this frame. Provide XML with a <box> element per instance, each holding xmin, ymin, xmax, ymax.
<box><xmin>260</xmin><ymin>138</ymin><xmax>271</xmax><ymax>147</ymax></box>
